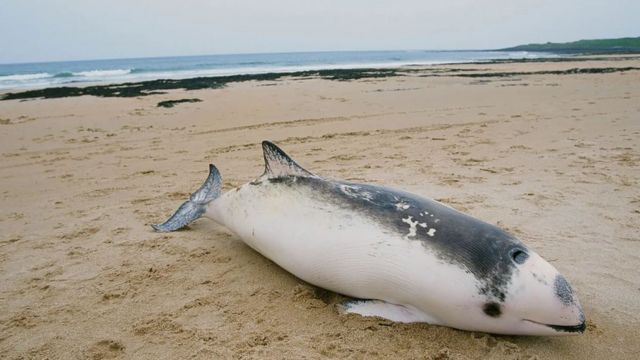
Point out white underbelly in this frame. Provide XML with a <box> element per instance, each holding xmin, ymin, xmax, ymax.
<box><xmin>206</xmin><ymin>183</ymin><xmax>475</xmax><ymax>309</ymax></box>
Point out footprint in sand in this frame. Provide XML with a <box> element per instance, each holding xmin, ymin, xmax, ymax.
<box><xmin>58</xmin><ymin>227</ymin><xmax>100</xmax><ymax>241</ymax></box>
<box><xmin>0</xmin><ymin>234</ymin><xmax>22</xmax><ymax>245</ymax></box>
<box><xmin>1</xmin><ymin>116</ymin><xmax>36</xmax><ymax>125</ymax></box>
<box><xmin>111</xmin><ymin>227</ymin><xmax>131</xmax><ymax>236</ymax></box>
<box><xmin>7</xmin><ymin>309</ymin><xmax>40</xmax><ymax>329</ymax></box>
<box><xmin>84</xmin><ymin>340</ymin><xmax>125</xmax><ymax>359</ymax></box>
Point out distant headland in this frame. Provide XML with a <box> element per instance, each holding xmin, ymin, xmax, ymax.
<box><xmin>499</xmin><ymin>36</ymin><xmax>640</xmax><ymax>53</ymax></box>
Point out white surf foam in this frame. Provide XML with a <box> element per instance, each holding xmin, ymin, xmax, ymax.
<box><xmin>73</xmin><ymin>69</ymin><xmax>132</xmax><ymax>77</ymax></box>
<box><xmin>0</xmin><ymin>72</ymin><xmax>51</xmax><ymax>81</ymax></box>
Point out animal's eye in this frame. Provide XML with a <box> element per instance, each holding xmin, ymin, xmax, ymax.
<box><xmin>510</xmin><ymin>248</ymin><xmax>528</xmax><ymax>265</ymax></box>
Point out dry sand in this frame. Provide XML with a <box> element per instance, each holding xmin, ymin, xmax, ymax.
<box><xmin>1</xmin><ymin>57</ymin><xmax>639</xmax><ymax>359</ymax></box>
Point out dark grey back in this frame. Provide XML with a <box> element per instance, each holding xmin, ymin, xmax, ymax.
<box><xmin>262</xmin><ymin>176</ymin><xmax>526</xmax><ymax>302</ymax></box>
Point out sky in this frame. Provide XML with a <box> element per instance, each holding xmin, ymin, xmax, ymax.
<box><xmin>0</xmin><ymin>0</ymin><xmax>638</xmax><ymax>64</ymax></box>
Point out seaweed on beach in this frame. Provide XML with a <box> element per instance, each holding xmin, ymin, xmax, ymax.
<box><xmin>0</xmin><ymin>68</ymin><xmax>401</xmax><ymax>101</ymax></box>
<box><xmin>157</xmin><ymin>98</ymin><xmax>203</xmax><ymax>108</ymax></box>
<box><xmin>469</xmin><ymin>56</ymin><xmax>640</xmax><ymax>65</ymax></box>
<box><xmin>2</xmin><ymin>64</ymin><xmax>638</xmax><ymax>101</ymax></box>
<box><xmin>449</xmin><ymin>67</ymin><xmax>640</xmax><ymax>78</ymax></box>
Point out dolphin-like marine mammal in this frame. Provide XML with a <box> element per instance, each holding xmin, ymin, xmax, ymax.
<box><xmin>153</xmin><ymin>141</ymin><xmax>585</xmax><ymax>335</ymax></box>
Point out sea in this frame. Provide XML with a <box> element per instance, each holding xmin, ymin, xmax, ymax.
<box><xmin>0</xmin><ymin>50</ymin><xmax>558</xmax><ymax>90</ymax></box>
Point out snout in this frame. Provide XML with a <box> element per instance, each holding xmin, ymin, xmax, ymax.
<box><xmin>508</xmin><ymin>251</ymin><xmax>586</xmax><ymax>335</ymax></box>
<box><xmin>519</xmin><ymin>273</ymin><xmax>586</xmax><ymax>335</ymax></box>
<box><xmin>519</xmin><ymin>274</ymin><xmax>585</xmax><ymax>335</ymax></box>
<box><xmin>549</xmin><ymin>274</ymin><xmax>585</xmax><ymax>333</ymax></box>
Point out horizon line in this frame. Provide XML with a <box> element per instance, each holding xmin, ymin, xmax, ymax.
<box><xmin>4</xmin><ymin>34</ymin><xmax>638</xmax><ymax>66</ymax></box>
<box><xmin>0</xmin><ymin>47</ymin><xmax>507</xmax><ymax>66</ymax></box>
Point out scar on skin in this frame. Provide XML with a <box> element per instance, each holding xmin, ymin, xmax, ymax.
<box><xmin>401</xmin><ymin>216</ymin><xmax>418</xmax><ymax>239</ymax></box>
<box><xmin>403</xmin><ymin>216</ymin><xmax>436</xmax><ymax>238</ymax></box>
<box><xmin>396</xmin><ymin>202</ymin><xmax>410</xmax><ymax>210</ymax></box>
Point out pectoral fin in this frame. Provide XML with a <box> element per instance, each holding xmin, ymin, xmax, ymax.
<box><xmin>338</xmin><ymin>299</ymin><xmax>438</xmax><ymax>324</ymax></box>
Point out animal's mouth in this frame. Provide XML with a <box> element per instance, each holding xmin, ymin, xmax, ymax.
<box><xmin>524</xmin><ymin>319</ymin><xmax>586</xmax><ymax>333</ymax></box>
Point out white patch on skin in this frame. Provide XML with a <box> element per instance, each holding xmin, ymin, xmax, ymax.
<box><xmin>434</xmin><ymin>218</ymin><xmax>440</xmax><ymax>223</ymax></box>
<box><xmin>401</xmin><ymin>216</ymin><xmax>435</xmax><ymax>238</ymax></box>
<box><xmin>359</xmin><ymin>191</ymin><xmax>374</xmax><ymax>201</ymax></box>
<box><xmin>396</xmin><ymin>202</ymin><xmax>410</xmax><ymax>210</ymax></box>
<box><xmin>401</xmin><ymin>216</ymin><xmax>418</xmax><ymax>239</ymax></box>
<box><xmin>340</xmin><ymin>184</ymin><xmax>360</xmax><ymax>196</ymax></box>
<box><xmin>340</xmin><ymin>184</ymin><xmax>376</xmax><ymax>202</ymax></box>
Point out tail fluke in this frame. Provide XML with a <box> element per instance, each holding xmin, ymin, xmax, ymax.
<box><xmin>152</xmin><ymin>164</ymin><xmax>222</xmax><ymax>232</ymax></box>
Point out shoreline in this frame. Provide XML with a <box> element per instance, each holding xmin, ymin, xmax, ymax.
<box><xmin>2</xmin><ymin>55</ymin><xmax>640</xmax><ymax>101</ymax></box>
<box><xmin>3</xmin><ymin>49</ymin><xmax>557</xmax><ymax>93</ymax></box>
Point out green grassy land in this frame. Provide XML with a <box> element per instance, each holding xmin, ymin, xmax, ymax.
<box><xmin>500</xmin><ymin>37</ymin><xmax>640</xmax><ymax>53</ymax></box>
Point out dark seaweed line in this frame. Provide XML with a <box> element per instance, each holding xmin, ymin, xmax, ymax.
<box><xmin>421</xmin><ymin>55</ymin><xmax>640</xmax><ymax>66</ymax></box>
<box><xmin>447</xmin><ymin>66</ymin><xmax>640</xmax><ymax>78</ymax></box>
<box><xmin>2</xmin><ymin>65</ymin><xmax>638</xmax><ymax>101</ymax></box>
<box><xmin>0</xmin><ymin>68</ymin><xmax>400</xmax><ymax>101</ymax></box>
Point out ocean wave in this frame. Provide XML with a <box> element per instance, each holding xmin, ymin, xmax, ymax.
<box><xmin>53</xmin><ymin>72</ymin><xmax>74</xmax><ymax>78</ymax></box>
<box><xmin>0</xmin><ymin>72</ymin><xmax>51</xmax><ymax>81</ymax></box>
<box><xmin>73</xmin><ymin>69</ymin><xmax>132</xmax><ymax>77</ymax></box>
<box><xmin>506</xmin><ymin>51</ymin><xmax>557</xmax><ymax>59</ymax></box>
<box><xmin>236</xmin><ymin>61</ymin><xmax>269</xmax><ymax>66</ymax></box>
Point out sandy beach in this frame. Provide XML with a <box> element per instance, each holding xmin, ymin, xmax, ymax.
<box><xmin>1</xmin><ymin>56</ymin><xmax>639</xmax><ymax>359</ymax></box>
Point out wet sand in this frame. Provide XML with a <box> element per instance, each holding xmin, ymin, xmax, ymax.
<box><xmin>1</xmin><ymin>57</ymin><xmax>639</xmax><ymax>359</ymax></box>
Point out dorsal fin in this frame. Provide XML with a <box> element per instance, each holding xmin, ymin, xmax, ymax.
<box><xmin>261</xmin><ymin>141</ymin><xmax>315</xmax><ymax>178</ymax></box>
